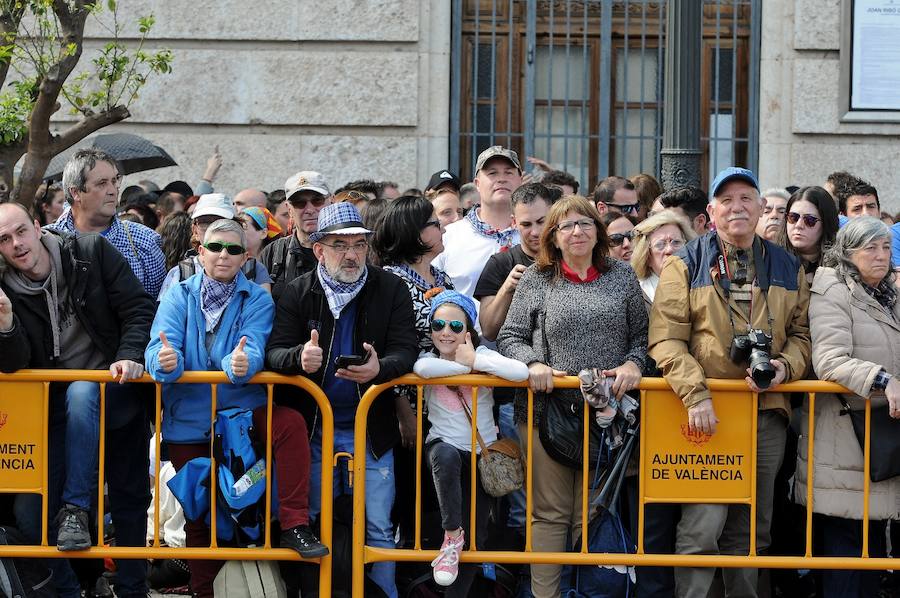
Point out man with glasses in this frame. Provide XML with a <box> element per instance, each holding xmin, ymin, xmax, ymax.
<box><xmin>0</xmin><ymin>201</ymin><xmax>155</xmax><ymax>597</ymax></box>
<box><xmin>266</xmin><ymin>202</ymin><xmax>417</xmax><ymax>598</ymax></box>
<box><xmin>48</xmin><ymin>148</ymin><xmax>167</xmax><ymax>297</ymax></box>
<box><xmin>648</xmin><ymin>167</ymin><xmax>810</xmax><ymax>598</ymax></box>
<box><xmin>156</xmin><ymin>193</ymin><xmax>273</xmax><ymax>300</ymax></box>
<box><xmin>592</xmin><ymin>175</ymin><xmax>643</xmax><ymax>220</ymax></box>
<box><xmin>259</xmin><ymin>171</ymin><xmax>333</xmax><ymax>302</ymax></box>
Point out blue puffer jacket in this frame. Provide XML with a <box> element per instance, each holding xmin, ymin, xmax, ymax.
<box><xmin>145</xmin><ymin>270</ymin><xmax>274</xmax><ymax>443</ymax></box>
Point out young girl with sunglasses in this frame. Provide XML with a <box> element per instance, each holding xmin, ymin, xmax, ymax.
<box><xmin>413</xmin><ymin>290</ymin><xmax>528</xmax><ymax>593</ymax></box>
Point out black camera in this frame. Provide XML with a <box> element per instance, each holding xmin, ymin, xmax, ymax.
<box><xmin>730</xmin><ymin>329</ymin><xmax>776</xmax><ymax>389</ymax></box>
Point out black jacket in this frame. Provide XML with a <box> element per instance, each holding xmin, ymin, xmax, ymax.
<box><xmin>266</xmin><ymin>266</ymin><xmax>418</xmax><ymax>458</ymax></box>
<box><xmin>0</xmin><ymin>230</ymin><xmax>155</xmax><ymax>373</ymax></box>
<box><xmin>258</xmin><ymin>234</ymin><xmax>318</xmax><ymax>304</ymax></box>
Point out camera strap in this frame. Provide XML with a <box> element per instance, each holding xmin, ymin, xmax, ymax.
<box><xmin>716</xmin><ymin>235</ymin><xmax>774</xmax><ymax>337</ymax></box>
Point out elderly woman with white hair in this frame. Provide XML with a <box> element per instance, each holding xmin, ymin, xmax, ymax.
<box><xmin>795</xmin><ymin>216</ymin><xmax>900</xmax><ymax>598</ymax></box>
<box><xmin>629</xmin><ymin>211</ymin><xmax>696</xmax><ymax>311</ymax></box>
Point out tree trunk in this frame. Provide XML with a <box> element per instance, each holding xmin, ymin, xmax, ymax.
<box><xmin>0</xmin><ymin>143</ymin><xmax>27</xmax><ymax>206</ymax></box>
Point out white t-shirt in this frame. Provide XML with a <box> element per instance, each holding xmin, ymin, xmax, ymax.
<box><xmin>413</xmin><ymin>346</ymin><xmax>528</xmax><ymax>452</ymax></box>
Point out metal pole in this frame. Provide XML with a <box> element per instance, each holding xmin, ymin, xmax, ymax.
<box><xmin>660</xmin><ymin>0</ymin><xmax>702</xmax><ymax>189</ymax></box>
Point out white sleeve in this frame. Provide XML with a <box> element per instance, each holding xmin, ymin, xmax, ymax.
<box><xmin>414</xmin><ymin>351</ymin><xmax>472</xmax><ymax>378</ymax></box>
<box><xmin>472</xmin><ymin>346</ymin><xmax>529</xmax><ymax>381</ymax></box>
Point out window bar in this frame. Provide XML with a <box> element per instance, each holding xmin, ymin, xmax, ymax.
<box><xmin>564</xmin><ymin>0</ymin><xmax>572</xmax><ymax>171</ymax></box>
<box><xmin>450</xmin><ymin>0</ymin><xmax>463</xmax><ymax>174</ymax></box>
<box><xmin>747</xmin><ymin>0</ymin><xmax>761</xmax><ymax>172</ymax></box>
<box><xmin>97</xmin><ymin>382</ymin><xmax>107</xmax><ymax>545</ymax></box>
<box><xmin>639</xmin><ymin>0</ymin><xmax>648</xmax><ymax>173</ymax></box>
<box><xmin>471</xmin><ymin>4</ymin><xmax>481</xmax><ymax>174</ymax></box>
<box><xmin>656</xmin><ymin>1</ymin><xmax>665</xmax><ymax>178</ymax></box>
<box><xmin>713</xmin><ymin>0</ymin><xmax>722</xmax><ymax>175</ymax></box>
<box><xmin>548</xmin><ymin>0</ymin><xmax>555</xmax><ymax>162</ymax></box>
<box><xmin>507</xmin><ymin>0</ymin><xmax>514</xmax><ymax>148</ymax></box>
<box><xmin>524</xmin><ymin>0</ymin><xmax>537</xmax><ymax>164</ymax></box>
<box><xmin>599</xmin><ymin>0</ymin><xmax>613</xmax><ymax>178</ymax></box>
<box><xmin>490</xmin><ymin>0</ymin><xmax>498</xmax><ymax>147</ymax></box>
<box><xmin>623</xmin><ymin>0</ymin><xmax>631</xmax><ymax>175</ymax></box>
<box><xmin>732</xmin><ymin>0</ymin><xmax>739</xmax><ymax>166</ymax></box>
<box><xmin>581</xmin><ymin>1</ymin><xmax>590</xmax><ymax>186</ymax></box>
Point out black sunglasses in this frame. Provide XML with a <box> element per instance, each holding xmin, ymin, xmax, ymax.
<box><xmin>289</xmin><ymin>194</ymin><xmax>328</xmax><ymax>209</ymax></box>
<box><xmin>431</xmin><ymin>319</ymin><xmax>465</xmax><ymax>334</ymax></box>
<box><xmin>786</xmin><ymin>212</ymin><xmax>820</xmax><ymax>227</ymax></box>
<box><xmin>602</xmin><ymin>201</ymin><xmax>640</xmax><ymax>214</ymax></box>
<box><xmin>203</xmin><ymin>241</ymin><xmax>245</xmax><ymax>256</ymax></box>
<box><xmin>608</xmin><ymin>231</ymin><xmax>634</xmax><ymax>247</ymax></box>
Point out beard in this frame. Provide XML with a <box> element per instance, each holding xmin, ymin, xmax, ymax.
<box><xmin>326</xmin><ymin>260</ymin><xmax>364</xmax><ymax>283</ymax></box>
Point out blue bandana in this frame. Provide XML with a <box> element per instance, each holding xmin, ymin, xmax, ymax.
<box><xmin>383</xmin><ymin>263</ymin><xmax>448</xmax><ymax>292</ymax></box>
<box><xmin>200</xmin><ymin>274</ymin><xmax>237</xmax><ymax>332</ymax></box>
<box><xmin>465</xmin><ymin>205</ymin><xmax>516</xmax><ymax>248</ymax></box>
<box><xmin>317</xmin><ymin>263</ymin><xmax>368</xmax><ymax>319</ymax></box>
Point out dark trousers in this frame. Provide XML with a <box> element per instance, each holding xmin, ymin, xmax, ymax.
<box><xmin>168</xmin><ymin>405</ymin><xmax>312</xmax><ymax>598</ymax></box>
<box><xmin>817</xmin><ymin>514</ymin><xmax>886</xmax><ymax>598</ymax></box>
<box><xmin>427</xmin><ymin>439</ymin><xmax>491</xmax><ymax>598</ymax></box>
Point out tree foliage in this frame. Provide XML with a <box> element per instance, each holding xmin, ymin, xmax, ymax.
<box><xmin>0</xmin><ymin>0</ymin><xmax>173</xmax><ymax>207</ymax></box>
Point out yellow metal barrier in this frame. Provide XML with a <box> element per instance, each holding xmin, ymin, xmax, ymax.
<box><xmin>352</xmin><ymin>374</ymin><xmax>890</xmax><ymax>598</ymax></box>
<box><xmin>0</xmin><ymin>370</ymin><xmax>334</xmax><ymax>597</ymax></box>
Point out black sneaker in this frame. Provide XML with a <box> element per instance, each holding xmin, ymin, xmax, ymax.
<box><xmin>280</xmin><ymin>525</ymin><xmax>329</xmax><ymax>559</ymax></box>
<box><xmin>55</xmin><ymin>504</ymin><xmax>91</xmax><ymax>551</ymax></box>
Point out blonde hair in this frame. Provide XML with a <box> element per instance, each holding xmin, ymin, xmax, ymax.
<box><xmin>630</xmin><ymin>211</ymin><xmax>696</xmax><ymax>278</ymax></box>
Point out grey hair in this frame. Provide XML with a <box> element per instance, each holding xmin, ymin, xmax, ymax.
<box><xmin>203</xmin><ymin>218</ymin><xmax>246</xmax><ymax>247</ymax></box>
<box><xmin>61</xmin><ymin>148</ymin><xmax>118</xmax><ymax>203</ymax></box>
<box><xmin>822</xmin><ymin>216</ymin><xmax>892</xmax><ymax>283</ymax></box>
<box><xmin>761</xmin><ymin>188</ymin><xmax>790</xmax><ymax>202</ymax></box>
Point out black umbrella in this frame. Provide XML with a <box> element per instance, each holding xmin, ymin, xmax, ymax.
<box><xmin>43</xmin><ymin>133</ymin><xmax>177</xmax><ymax>181</ymax></box>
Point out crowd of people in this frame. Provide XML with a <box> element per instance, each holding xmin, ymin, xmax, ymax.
<box><xmin>0</xmin><ymin>143</ymin><xmax>899</xmax><ymax>598</ymax></box>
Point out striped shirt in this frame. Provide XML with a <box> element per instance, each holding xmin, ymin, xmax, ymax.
<box><xmin>48</xmin><ymin>207</ymin><xmax>167</xmax><ymax>297</ymax></box>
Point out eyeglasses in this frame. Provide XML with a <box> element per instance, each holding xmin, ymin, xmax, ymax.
<box><xmin>423</xmin><ymin>219</ymin><xmax>441</xmax><ymax>230</ymax></box>
<box><xmin>335</xmin><ymin>190</ymin><xmax>370</xmax><ymax>204</ymax></box>
<box><xmin>289</xmin><ymin>194</ymin><xmax>328</xmax><ymax>209</ymax></box>
<box><xmin>203</xmin><ymin>241</ymin><xmax>245</xmax><ymax>255</ymax></box>
<box><xmin>607</xmin><ymin>231</ymin><xmax>634</xmax><ymax>247</ymax></box>
<box><xmin>319</xmin><ymin>240</ymin><xmax>369</xmax><ymax>254</ymax></box>
<box><xmin>650</xmin><ymin>237</ymin><xmax>685</xmax><ymax>252</ymax></box>
<box><xmin>786</xmin><ymin>212</ymin><xmax>820</xmax><ymax>227</ymax></box>
<box><xmin>556</xmin><ymin>218</ymin><xmax>596</xmax><ymax>234</ymax></box>
<box><xmin>431</xmin><ymin>319</ymin><xmax>465</xmax><ymax>334</ymax></box>
<box><xmin>602</xmin><ymin>201</ymin><xmax>640</xmax><ymax>214</ymax></box>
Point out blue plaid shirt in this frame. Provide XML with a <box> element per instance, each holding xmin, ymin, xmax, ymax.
<box><xmin>48</xmin><ymin>206</ymin><xmax>167</xmax><ymax>298</ymax></box>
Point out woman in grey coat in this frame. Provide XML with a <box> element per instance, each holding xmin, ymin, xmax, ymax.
<box><xmin>497</xmin><ymin>194</ymin><xmax>648</xmax><ymax>598</ymax></box>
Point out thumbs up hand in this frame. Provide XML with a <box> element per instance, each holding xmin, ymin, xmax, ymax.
<box><xmin>231</xmin><ymin>336</ymin><xmax>249</xmax><ymax>377</ymax></box>
<box><xmin>301</xmin><ymin>329</ymin><xmax>323</xmax><ymax>373</ymax></box>
<box><xmin>158</xmin><ymin>331</ymin><xmax>178</xmax><ymax>373</ymax></box>
<box><xmin>0</xmin><ymin>288</ymin><xmax>13</xmax><ymax>333</ymax></box>
<box><xmin>454</xmin><ymin>332</ymin><xmax>476</xmax><ymax>369</ymax></box>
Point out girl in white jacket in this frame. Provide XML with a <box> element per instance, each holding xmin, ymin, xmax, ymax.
<box><xmin>413</xmin><ymin>290</ymin><xmax>528</xmax><ymax>593</ymax></box>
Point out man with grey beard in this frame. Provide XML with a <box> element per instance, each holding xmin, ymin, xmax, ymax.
<box><xmin>265</xmin><ymin>202</ymin><xmax>417</xmax><ymax>598</ymax></box>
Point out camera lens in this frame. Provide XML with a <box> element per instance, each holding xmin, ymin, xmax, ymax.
<box><xmin>749</xmin><ymin>350</ymin><xmax>776</xmax><ymax>389</ymax></box>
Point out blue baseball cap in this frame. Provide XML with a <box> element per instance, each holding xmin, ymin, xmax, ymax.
<box><xmin>710</xmin><ymin>167</ymin><xmax>760</xmax><ymax>198</ymax></box>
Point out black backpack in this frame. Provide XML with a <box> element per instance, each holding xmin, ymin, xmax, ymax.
<box><xmin>0</xmin><ymin>527</ymin><xmax>53</xmax><ymax>598</ymax></box>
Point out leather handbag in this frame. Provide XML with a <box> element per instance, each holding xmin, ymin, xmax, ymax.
<box><xmin>840</xmin><ymin>397</ymin><xmax>900</xmax><ymax>482</ymax></box>
<box><xmin>452</xmin><ymin>387</ymin><xmax>525</xmax><ymax>497</ymax></box>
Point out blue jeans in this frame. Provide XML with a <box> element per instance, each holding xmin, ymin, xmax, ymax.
<box><xmin>15</xmin><ymin>382</ymin><xmax>149</xmax><ymax>598</ymax></box>
<box><xmin>310</xmin><ymin>425</ymin><xmax>397</xmax><ymax>598</ymax></box>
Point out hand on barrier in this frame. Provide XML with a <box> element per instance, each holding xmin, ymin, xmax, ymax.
<box><xmin>527</xmin><ymin>361</ymin><xmax>567</xmax><ymax>393</ymax></box>
<box><xmin>887</xmin><ymin>377</ymin><xmax>900</xmax><ymax>419</ymax></box>
<box><xmin>158</xmin><ymin>331</ymin><xmax>178</xmax><ymax>373</ymax></box>
<box><xmin>0</xmin><ymin>287</ymin><xmax>12</xmax><ymax>332</ymax></box>
<box><xmin>687</xmin><ymin>398</ymin><xmax>719</xmax><ymax>435</ymax></box>
<box><xmin>601</xmin><ymin>360</ymin><xmax>642</xmax><ymax>400</ymax></box>
<box><xmin>301</xmin><ymin>329</ymin><xmax>323</xmax><ymax>373</ymax></box>
<box><xmin>231</xmin><ymin>336</ymin><xmax>249</xmax><ymax>377</ymax></box>
<box><xmin>110</xmin><ymin>359</ymin><xmax>144</xmax><ymax>384</ymax></box>
<box><xmin>454</xmin><ymin>333</ymin><xmax>476</xmax><ymax>368</ymax></box>
<box><xmin>745</xmin><ymin>359</ymin><xmax>786</xmax><ymax>393</ymax></box>
<box><xmin>336</xmin><ymin>342</ymin><xmax>380</xmax><ymax>384</ymax></box>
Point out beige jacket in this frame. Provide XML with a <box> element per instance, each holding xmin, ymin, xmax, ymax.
<box><xmin>795</xmin><ymin>267</ymin><xmax>900</xmax><ymax>520</ymax></box>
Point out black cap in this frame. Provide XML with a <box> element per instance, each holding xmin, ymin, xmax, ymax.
<box><xmin>163</xmin><ymin>180</ymin><xmax>193</xmax><ymax>197</ymax></box>
<box><xmin>425</xmin><ymin>170</ymin><xmax>461</xmax><ymax>193</ymax></box>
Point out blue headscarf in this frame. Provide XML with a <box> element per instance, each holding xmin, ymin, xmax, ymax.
<box><xmin>428</xmin><ymin>290</ymin><xmax>478</xmax><ymax>327</ymax></box>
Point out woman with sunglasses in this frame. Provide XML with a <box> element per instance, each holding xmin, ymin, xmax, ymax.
<box><xmin>600</xmin><ymin>211</ymin><xmax>637</xmax><ymax>262</ymax></box>
<box><xmin>146</xmin><ymin>219</ymin><xmax>327</xmax><ymax>597</ymax></box>
<box><xmin>776</xmin><ymin>186</ymin><xmax>840</xmax><ymax>285</ymax></box>
<box><xmin>630</xmin><ymin>211</ymin><xmax>696</xmax><ymax>311</ymax></box>
<box><xmin>497</xmin><ymin>195</ymin><xmax>648</xmax><ymax>598</ymax></box>
<box><xmin>414</xmin><ymin>291</ymin><xmax>528</xmax><ymax>593</ymax></box>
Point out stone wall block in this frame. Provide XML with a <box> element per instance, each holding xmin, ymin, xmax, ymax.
<box><xmin>793</xmin><ymin>0</ymin><xmax>841</xmax><ymax>50</ymax></box>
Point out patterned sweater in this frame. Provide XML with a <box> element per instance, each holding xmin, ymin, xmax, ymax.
<box><xmin>496</xmin><ymin>258</ymin><xmax>649</xmax><ymax>425</ymax></box>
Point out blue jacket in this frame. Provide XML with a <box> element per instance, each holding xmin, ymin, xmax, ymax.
<box><xmin>145</xmin><ymin>271</ymin><xmax>274</xmax><ymax>443</ymax></box>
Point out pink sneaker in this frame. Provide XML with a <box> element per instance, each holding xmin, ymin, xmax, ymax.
<box><xmin>431</xmin><ymin>530</ymin><xmax>466</xmax><ymax>586</ymax></box>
